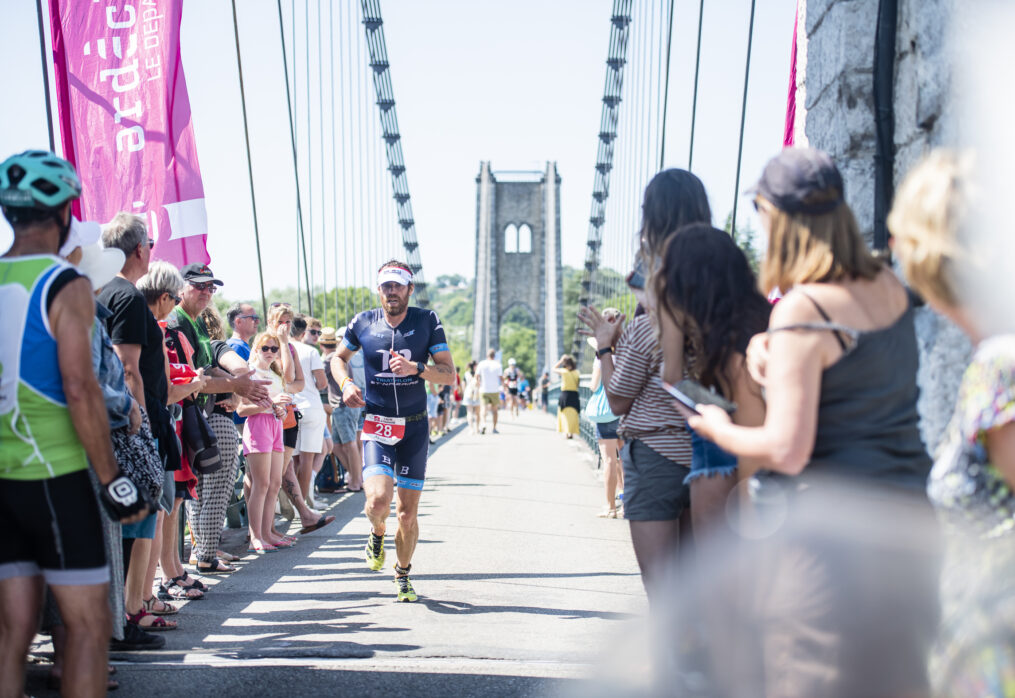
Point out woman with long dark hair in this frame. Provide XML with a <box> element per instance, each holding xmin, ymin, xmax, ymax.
<box><xmin>579</xmin><ymin>167</ymin><xmax>711</xmax><ymax>598</ymax></box>
<box><xmin>652</xmin><ymin>224</ymin><xmax>770</xmax><ymax>537</ymax></box>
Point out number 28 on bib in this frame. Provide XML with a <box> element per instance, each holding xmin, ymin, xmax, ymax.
<box><xmin>362</xmin><ymin>414</ymin><xmax>406</xmax><ymax>445</ymax></box>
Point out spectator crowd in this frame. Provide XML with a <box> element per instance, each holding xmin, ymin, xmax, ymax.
<box><xmin>3</xmin><ymin>140</ymin><xmax>1014</xmax><ymax>697</ymax></box>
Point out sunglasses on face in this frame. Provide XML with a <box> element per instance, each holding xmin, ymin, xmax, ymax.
<box><xmin>167</xmin><ymin>292</ymin><xmax>182</xmax><ymax>305</ymax></box>
<box><xmin>260</xmin><ymin>345</ymin><xmax>279</xmax><ymax>354</ymax></box>
<box><xmin>239</xmin><ymin>314</ymin><xmax>260</xmax><ymax>321</ymax></box>
<box><xmin>307</xmin><ymin>329</ymin><xmax>321</xmax><ymax>336</ymax></box>
<box><xmin>190</xmin><ymin>282</ymin><xmax>217</xmax><ymax>293</ymax></box>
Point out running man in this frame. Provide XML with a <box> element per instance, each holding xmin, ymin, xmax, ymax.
<box><xmin>331</xmin><ymin>260</ymin><xmax>455</xmax><ymax>602</ymax></box>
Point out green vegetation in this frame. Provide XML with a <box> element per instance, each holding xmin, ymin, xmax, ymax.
<box><xmin>214</xmin><ymin>264</ymin><xmax>645</xmax><ymax>377</ymax></box>
<box><xmin>725</xmin><ymin>211</ymin><xmax>762</xmax><ymax>274</ymax></box>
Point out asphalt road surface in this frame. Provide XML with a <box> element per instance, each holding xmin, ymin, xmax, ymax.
<box><xmin>26</xmin><ymin>410</ymin><xmax>650</xmax><ymax>697</ymax></box>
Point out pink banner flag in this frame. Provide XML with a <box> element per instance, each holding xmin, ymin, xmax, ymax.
<box><xmin>783</xmin><ymin>0</ymin><xmax>799</xmax><ymax>147</ymax></box>
<box><xmin>48</xmin><ymin>0</ymin><xmax>209</xmax><ymax>268</ymax></box>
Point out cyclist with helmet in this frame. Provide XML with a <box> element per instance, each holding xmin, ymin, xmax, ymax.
<box><xmin>0</xmin><ymin>150</ymin><xmax>152</xmax><ymax>697</ymax></box>
<box><xmin>330</xmin><ymin>260</ymin><xmax>455</xmax><ymax>602</ymax></box>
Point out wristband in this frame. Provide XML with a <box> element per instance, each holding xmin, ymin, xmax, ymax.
<box><xmin>596</xmin><ymin>347</ymin><xmax>614</xmax><ymax>357</ymax></box>
<box><xmin>339</xmin><ymin>377</ymin><xmax>351</xmax><ymax>391</ymax></box>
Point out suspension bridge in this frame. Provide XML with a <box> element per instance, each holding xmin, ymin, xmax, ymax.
<box><xmin>18</xmin><ymin>0</ymin><xmax>790</xmax><ymax>692</ymax></box>
<box><xmin>207</xmin><ymin>0</ymin><xmax>767</xmax><ymax>364</ymax></box>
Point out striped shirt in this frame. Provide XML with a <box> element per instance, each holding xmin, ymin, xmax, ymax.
<box><xmin>609</xmin><ymin>314</ymin><xmax>692</xmax><ymax>465</ymax></box>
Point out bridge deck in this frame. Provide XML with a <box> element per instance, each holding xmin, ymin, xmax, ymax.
<box><xmin>29</xmin><ymin>410</ymin><xmax>646</xmax><ymax>695</ymax></box>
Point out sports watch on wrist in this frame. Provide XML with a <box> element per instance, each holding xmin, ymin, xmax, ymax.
<box><xmin>415</xmin><ymin>361</ymin><xmax>426</xmax><ymax>375</ymax></box>
<box><xmin>596</xmin><ymin>347</ymin><xmax>614</xmax><ymax>357</ymax></box>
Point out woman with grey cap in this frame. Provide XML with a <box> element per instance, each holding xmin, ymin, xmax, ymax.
<box><xmin>680</xmin><ymin>148</ymin><xmax>936</xmax><ymax>697</ymax></box>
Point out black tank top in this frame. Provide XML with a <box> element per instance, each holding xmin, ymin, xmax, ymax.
<box><xmin>770</xmin><ymin>289</ymin><xmax>931</xmax><ymax>491</ymax></box>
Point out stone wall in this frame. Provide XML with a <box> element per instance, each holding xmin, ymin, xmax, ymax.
<box><xmin>803</xmin><ymin>0</ymin><xmax>970</xmax><ymax>454</ymax></box>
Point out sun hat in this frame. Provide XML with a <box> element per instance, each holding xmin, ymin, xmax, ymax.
<box><xmin>76</xmin><ymin>242</ymin><xmax>125</xmax><ymax>290</ymax></box>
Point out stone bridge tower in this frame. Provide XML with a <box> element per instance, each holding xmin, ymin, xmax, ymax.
<box><xmin>472</xmin><ymin>162</ymin><xmax>562</xmax><ymax>374</ymax></box>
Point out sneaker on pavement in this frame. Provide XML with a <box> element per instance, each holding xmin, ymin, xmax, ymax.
<box><xmin>365</xmin><ymin>531</ymin><xmax>385</xmax><ymax>571</ymax></box>
<box><xmin>111</xmin><ymin>621</ymin><xmax>166</xmax><ymax>651</ymax></box>
<box><xmin>394</xmin><ymin>570</ymin><xmax>418</xmax><ymax>603</ymax></box>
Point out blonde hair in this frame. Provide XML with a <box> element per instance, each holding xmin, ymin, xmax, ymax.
<box><xmin>200</xmin><ymin>305</ymin><xmax>226</xmax><ymax>341</ymax></box>
<box><xmin>887</xmin><ymin>149</ymin><xmax>973</xmax><ymax>307</ymax></box>
<box><xmin>250</xmin><ymin>331</ymin><xmax>283</xmax><ymax>378</ymax></box>
<box><xmin>307</xmin><ymin>316</ymin><xmax>322</xmax><ymax>330</ymax></box>
<box><xmin>267</xmin><ymin>304</ymin><xmax>292</xmax><ymax>330</ymax></box>
<box><xmin>758</xmin><ymin>197</ymin><xmax>882</xmax><ymax>295</ymax></box>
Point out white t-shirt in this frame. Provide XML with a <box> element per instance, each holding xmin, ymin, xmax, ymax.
<box><xmin>292</xmin><ymin>340</ymin><xmax>324</xmax><ymax>412</ymax></box>
<box><xmin>476</xmin><ymin>359</ymin><xmax>504</xmax><ymax>394</ymax></box>
<box><xmin>348</xmin><ymin>348</ymin><xmax>366</xmax><ymax>389</ymax></box>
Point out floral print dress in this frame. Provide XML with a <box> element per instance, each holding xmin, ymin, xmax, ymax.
<box><xmin>927</xmin><ymin>335</ymin><xmax>1015</xmax><ymax>697</ymax></box>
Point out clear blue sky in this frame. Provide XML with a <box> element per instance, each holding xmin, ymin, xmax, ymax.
<box><xmin>1</xmin><ymin>0</ymin><xmax>796</xmax><ymax>303</ymax></box>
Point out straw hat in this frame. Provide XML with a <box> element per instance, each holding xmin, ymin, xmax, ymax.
<box><xmin>319</xmin><ymin>327</ymin><xmax>338</xmax><ymax>345</ymax></box>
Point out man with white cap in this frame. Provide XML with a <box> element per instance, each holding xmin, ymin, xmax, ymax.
<box><xmin>330</xmin><ymin>259</ymin><xmax>455</xmax><ymax>602</ymax></box>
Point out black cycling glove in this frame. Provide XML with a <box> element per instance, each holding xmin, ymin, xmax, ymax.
<box><xmin>99</xmin><ymin>471</ymin><xmax>153</xmax><ymax>521</ymax></box>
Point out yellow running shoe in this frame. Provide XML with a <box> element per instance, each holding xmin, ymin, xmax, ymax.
<box><xmin>365</xmin><ymin>532</ymin><xmax>385</xmax><ymax>571</ymax></box>
<box><xmin>394</xmin><ymin>569</ymin><xmax>417</xmax><ymax>603</ymax></box>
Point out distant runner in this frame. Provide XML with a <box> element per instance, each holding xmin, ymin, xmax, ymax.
<box><xmin>330</xmin><ymin>260</ymin><xmax>455</xmax><ymax>602</ymax></box>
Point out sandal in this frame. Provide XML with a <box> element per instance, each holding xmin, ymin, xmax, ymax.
<box><xmin>248</xmin><ymin>541</ymin><xmax>278</xmax><ymax>553</ymax></box>
<box><xmin>298</xmin><ymin>514</ymin><xmax>335</xmax><ymax>535</ymax></box>
<box><xmin>164</xmin><ymin>578</ymin><xmax>204</xmax><ymax>600</ymax></box>
<box><xmin>196</xmin><ymin>559</ymin><xmax>235</xmax><ymax>574</ymax></box>
<box><xmin>127</xmin><ymin>609</ymin><xmax>177</xmax><ymax>631</ymax></box>
<box><xmin>597</xmin><ymin>508</ymin><xmax>618</xmax><ymax>519</ymax></box>
<box><xmin>142</xmin><ymin>596</ymin><xmax>178</xmax><ymax>615</ymax></box>
<box><xmin>173</xmin><ymin>573</ymin><xmax>207</xmax><ymax>592</ymax></box>
<box><xmin>217</xmin><ymin>550</ymin><xmax>240</xmax><ymax>562</ymax></box>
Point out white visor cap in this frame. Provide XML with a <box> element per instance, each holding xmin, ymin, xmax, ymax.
<box><xmin>377</xmin><ymin>266</ymin><xmax>413</xmax><ymax>287</ymax></box>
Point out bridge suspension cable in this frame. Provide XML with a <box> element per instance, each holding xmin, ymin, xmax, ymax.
<box><xmin>573</xmin><ymin>0</ymin><xmax>671</xmax><ymax>369</ymax></box>
<box><xmin>360</xmin><ymin>0</ymin><xmax>431</xmax><ymax>309</ymax></box>
<box><xmin>572</xmin><ymin>0</ymin><xmax>633</xmax><ymax>367</ymax></box>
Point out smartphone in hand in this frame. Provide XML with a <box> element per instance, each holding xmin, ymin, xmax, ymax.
<box><xmin>662</xmin><ymin>379</ymin><xmax>737</xmax><ymax>415</ymax></box>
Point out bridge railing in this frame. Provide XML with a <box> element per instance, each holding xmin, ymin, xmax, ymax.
<box><xmin>545</xmin><ymin>375</ymin><xmax>599</xmax><ymax>456</ymax></box>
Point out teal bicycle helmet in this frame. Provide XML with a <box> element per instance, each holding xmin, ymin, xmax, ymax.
<box><xmin>0</xmin><ymin>150</ymin><xmax>82</xmax><ymax>210</ymax></box>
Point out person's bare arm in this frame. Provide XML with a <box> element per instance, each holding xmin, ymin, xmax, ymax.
<box><xmin>686</xmin><ymin>295</ymin><xmax>832</xmax><ymax>474</ymax></box>
<box><xmin>987</xmin><ymin>422</ymin><xmax>1015</xmax><ymax>490</ymax></box>
<box><xmin>198</xmin><ymin>350</ymin><xmax>271</xmax><ymax>405</ymax></box>
<box><xmin>286</xmin><ymin>343</ymin><xmax>305</xmax><ymax>393</ymax></box>
<box><xmin>51</xmin><ymin>278</ymin><xmax>119</xmax><ymax>484</ymax></box>
<box><xmin>391</xmin><ymin>349</ymin><xmax>455</xmax><ymax>385</ymax></box>
<box><xmin>590</xmin><ymin>361</ymin><xmax>602</xmax><ymax>392</ymax></box>
<box><xmin>333</xmin><ymin>346</ymin><xmax>365</xmax><ymax>408</ymax></box>
<box><xmin>112</xmin><ymin>343</ymin><xmax>146</xmax><ymax>414</ymax></box>
<box><xmin>312</xmin><ymin>368</ymin><xmax>327</xmax><ymax>391</ymax></box>
<box><xmin>658</xmin><ymin>309</ymin><xmax>685</xmax><ymax>386</ymax></box>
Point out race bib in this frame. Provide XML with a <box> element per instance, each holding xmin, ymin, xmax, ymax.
<box><xmin>362</xmin><ymin>413</ymin><xmax>406</xmax><ymax>445</ymax></box>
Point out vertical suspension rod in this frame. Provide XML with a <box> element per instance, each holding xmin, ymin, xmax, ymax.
<box><xmin>277</xmin><ymin>0</ymin><xmax>313</xmax><ymax>315</ymax></box>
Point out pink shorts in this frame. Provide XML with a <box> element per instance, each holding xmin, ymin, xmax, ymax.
<box><xmin>243</xmin><ymin>412</ymin><xmax>283</xmax><ymax>454</ymax></box>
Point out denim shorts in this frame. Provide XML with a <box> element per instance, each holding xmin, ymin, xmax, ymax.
<box><xmin>331</xmin><ymin>405</ymin><xmax>364</xmax><ymax>444</ymax></box>
<box><xmin>121</xmin><ymin>511</ymin><xmax>158</xmax><ymax>540</ymax></box>
<box><xmin>686</xmin><ymin>425</ymin><xmax>738</xmax><ymax>485</ymax></box>
<box><xmin>595</xmin><ymin>418</ymin><xmax>621</xmax><ymax>441</ymax></box>
<box><xmin>621</xmin><ymin>439</ymin><xmax>691</xmax><ymax>521</ymax></box>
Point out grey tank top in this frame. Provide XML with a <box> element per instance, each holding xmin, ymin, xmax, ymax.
<box><xmin>770</xmin><ymin>290</ymin><xmax>931</xmax><ymax>491</ymax></box>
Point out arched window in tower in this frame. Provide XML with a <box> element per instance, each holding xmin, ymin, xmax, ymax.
<box><xmin>518</xmin><ymin>224</ymin><xmax>532</xmax><ymax>253</ymax></box>
<box><xmin>504</xmin><ymin>223</ymin><xmax>518</xmax><ymax>253</ymax></box>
